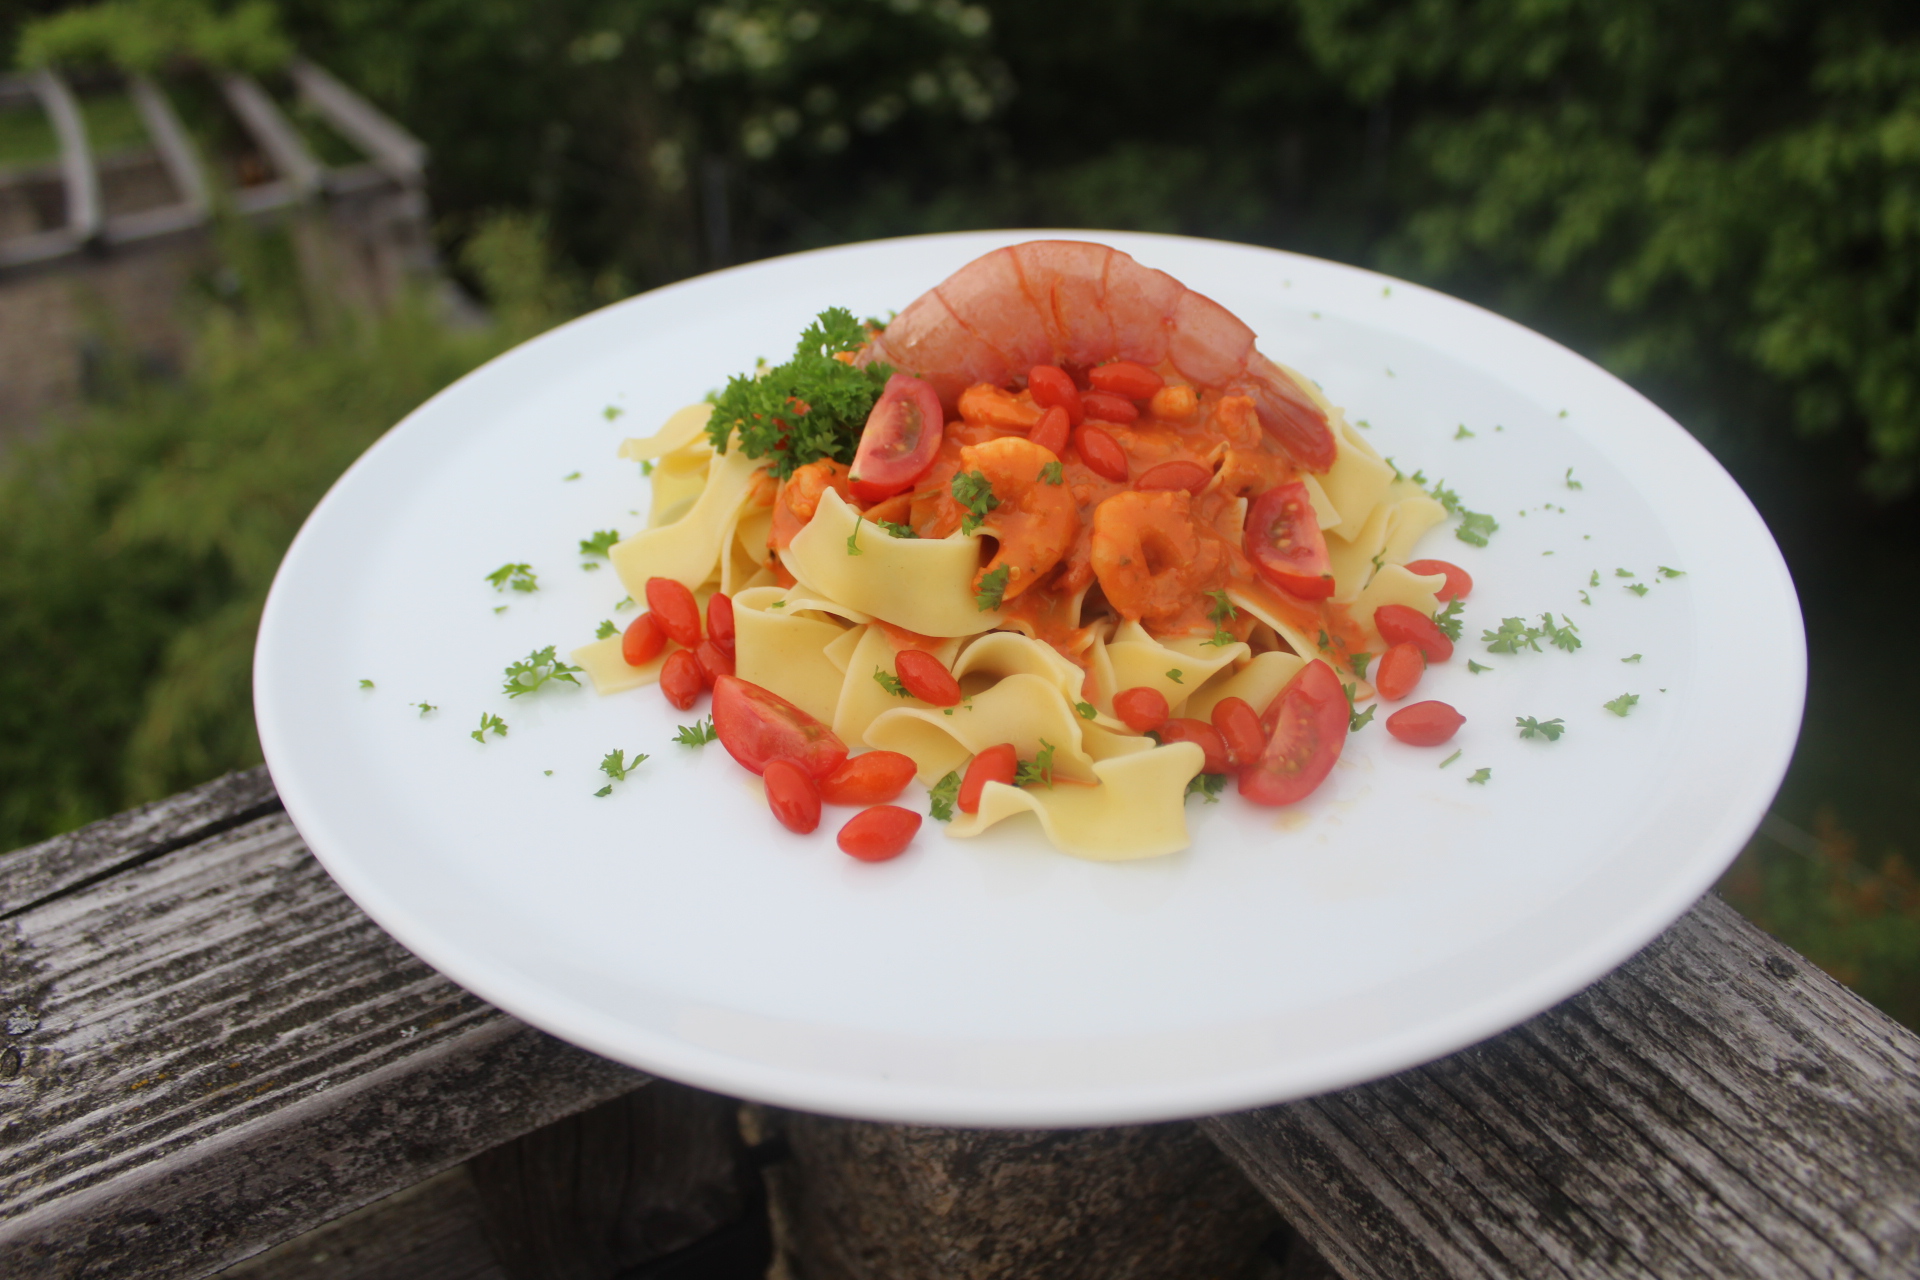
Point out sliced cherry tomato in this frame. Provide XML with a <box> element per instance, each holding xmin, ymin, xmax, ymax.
<box><xmin>1074</xmin><ymin>424</ymin><xmax>1129</xmax><ymax>482</ymax></box>
<box><xmin>1030</xmin><ymin>404</ymin><xmax>1071</xmax><ymax>457</ymax></box>
<box><xmin>1089</xmin><ymin>361</ymin><xmax>1165</xmax><ymax>401</ymax></box>
<box><xmin>763</xmin><ymin>758</ymin><xmax>821</xmax><ymax>834</ymax></box>
<box><xmin>1113</xmin><ymin>686</ymin><xmax>1170</xmax><ymax>734</ymax></box>
<box><xmin>895</xmin><ymin>649</ymin><xmax>961</xmax><ymax>707</ymax></box>
<box><xmin>849</xmin><ymin>372</ymin><xmax>944</xmax><ymax>503</ymax></box>
<box><xmin>1082</xmin><ymin>391</ymin><xmax>1140</xmax><ymax>424</ymax></box>
<box><xmin>694</xmin><ymin>638</ymin><xmax>734</xmax><ymax>685</ymax></box>
<box><xmin>1028</xmin><ymin>365</ymin><xmax>1084</xmax><ymax>425</ymax></box>
<box><xmin>1386</xmin><ymin>700</ymin><xmax>1465</xmax><ymax>747</ymax></box>
<box><xmin>660</xmin><ymin>649</ymin><xmax>704</xmax><ymax>711</ymax></box>
<box><xmin>819</xmin><ymin>751</ymin><xmax>919</xmax><ymax>806</ymax></box>
<box><xmin>837</xmin><ymin>805</ymin><xmax>921</xmax><ymax>861</ymax></box>
<box><xmin>959</xmin><ymin>743</ymin><xmax>1018</xmax><ymax>814</ymax></box>
<box><xmin>1240</xmin><ymin>659</ymin><xmax>1348</xmax><ymax>806</ymax></box>
<box><xmin>1135</xmin><ymin>460</ymin><xmax>1211</xmax><ymax>494</ymax></box>
<box><xmin>1374</xmin><ymin>603</ymin><xmax>1454</xmax><ymax>663</ymax></box>
<box><xmin>1211</xmin><ymin>696</ymin><xmax>1265</xmax><ymax>768</ymax></box>
<box><xmin>1402</xmin><ymin>559</ymin><xmax>1473</xmax><ymax>602</ymax></box>
<box><xmin>622</xmin><ymin>612</ymin><xmax>666</xmax><ymax>667</ymax></box>
<box><xmin>1375</xmin><ymin>642</ymin><xmax>1425</xmax><ymax>702</ymax></box>
<box><xmin>711</xmin><ymin>675</ymin><xmax>849</xmax><ymax>778</ymax></box>
<box><xmin>645</xmin><ymin>577</ymin><xmax>702</xmax><ymax>649</ymax></box>
<box><xmin>1244</xmin><ymin>482</ymin><xmax>1334</xmax><ymax>601</ymax></box>
<box><xmin>706</xmin><ymin>592</ymin><xmax>736</xmax><ymax>653</ymax></box>
<box><xmin>1157</xmin><ymin>717</ymin><xmax>1230</xmax><ymax>775</ymax></box>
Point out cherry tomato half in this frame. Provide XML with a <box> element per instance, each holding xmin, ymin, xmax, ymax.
<box><xmin>849</xmin><ymin>372</ymin><xmax>944</xmax><ymax>503</ymax></box>
<box><xmin>706</xmin><ymin>592</ymin><xmax>736</xmax><ymax>653</ymax></box>
<box><xmin>1386</xmin><ymin>700</ymin><xmax>1465</xmax><ymax>747</ymax></box>
<box><xmin>1113</xmin><ymin>686</ymin><xmax>1170</xmax><ymax>734</ymax></box>
<box><xmin>1375</xmin><ymin>642</ymin><xmax>1425</xmax><ymax>702</ymax></box>
<box><xmin>1403</xmin><ymin>559</ymin><xmax>1473</xmax><ymax>602</ymax></box>
<box><xmin>1074</xmin><ymin>424</ymin><xmax>1129</xmax><ymax>482</ymax></box>
<box><xmin>711</xmin><ymin>675</ymin><xmax>849</xmax><ymax>779</ymax></box>
<box><xmin>645</xmin><ymin>577</ymin><xmax>703</xmax><ymax>649</ymax></box>
<box><xmin>895</xmin><ymin>649</ymin><xmax>961</xmax><ymax>707</ymax></box>
<box><xmin>1081</xmin><ymin>391</ymin><xmax>1140</xmax><ymax>424</ymax></box>
<box><xmin>1374</xmin><ymin>603</ymin><xmax>1454</xmax><ymax>663</ymax></box>
<box><xmin>622</xmin><ymin>612</ymin><xmax>666</xmax><ymax>667</ymax></box>
<box><xmin>660</xmin><ymin>649</ymin><xmax>704</xmax><ymax>711</ymax></box>
<box><xmin>763</xmin><ymin>758</ymin><xmax>821</xmax><ymax>834</ymax></box>
<box><xmin>694</xmin><ymin>639</ymin><xmax>734</xmax><ymax>685</ymax></box>
<box><xmin>1244</xmin><ymin>482</ymin><xmax>1335</xmax><ymax>601</ymax></box>
<box><xmin>1240</xmin><ymin>659</ymin><xmax>1348</xmax><ymax>806</ymax></box>
<box><xmin>1030</xmin><ymin>404</ymin><xmax>1071</xmax><ymax>457</ymax></box>
<box><xmin>1088</xmin><ymin>361</ymin><xmax>1165</xmax><ymax>401</ymax></box>
<box><xmin>1157</xmin><ymin>717</ymin><xmax>1230</xmax><ymax>775</ymax></box>
<box><xmin>1135</xmin><ymin>460</ymin><xmax>1212</xmax><ymax>494</ymax></box>
<box><xmin>959</xmin><ymin>743</ymin><xmax>1018</xmax><ymax>814</ymax></box>
<box><xmin>1028</xmin><ymin>365</ymin><xmax>1084</xmax><ymax>425</ymax></box>
<box><xmin>819</xmin><ymin>751</ymin><xmax>919</xmax><ymax>806</ymax></box>
<box><xmin>837</xmin><ymin>805</ymin><xmax>921</xmax><ymax>861</ymax></box>
<box><xmin>1210</xmin><ymin>696</ymin><xmax>1265</xmax><ymax>768</ymax></box>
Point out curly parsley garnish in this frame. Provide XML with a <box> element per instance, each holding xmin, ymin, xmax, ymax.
<box><xmin>1468</xmin><ymin>767</ymin><xmax>1492</xmax><ymax>784</ymax></box>
<box><xmin>1616</xmin><ymin>567</ymin><xmax>1636</xmax><ymax>578</ymax></box>
<box><xmin>928</xmin><ymin>770</ymin><xmax>962</xmax><ymax>821</ymax></box>
<box><xmin>1484</xmin><ymin>617</ymin><xmax>1544</xmax><ymax>654</ymax></box>
<box><xmin>1075</xmin><ymin>701</ymin><xmax>1097</xmax><ymax>720</ymax></box>
<box><xmin>1201</xmin><ymin>589</ymin><xmax>1239</xmax><ymax>648</ymax></box>
<box><xmin>975</xmin><ymin>565</ymin><xmax>1011</xmax><ymax>611</ymax></box>
<box><xmin>486</xmin><ymin>563</ymin><xmax>538</xmax><ymax>593</ymax></box>
<box><xmin>1468</xmin><ymin>659</ymin><xmax>1492</xmax><ymax>673</ymax></box>
<box><xmin>1565</xmin><ymin>468</ymin><xmax>1583</xmax><ymax>490</ymax></box>
<box><xmin>595</xmin><ymin>619</ymin><xmax>618</xmax><ymax>639</ymax></box>
<box><xmin>471</xmin><ymin>712</ymin><xmax>508</xmax><ymax>744</ymax></box>
<box><xmin>874</xmin><ymin>667</ymin><xmax>910</xmax><ymax>697</ymax></box>
<box><xmin>595</xmin><ymin>748</ymin><xmax>649</xmax><ymax>794</ymax></box>
<box><xmin>1428</xmin><ymin>479</ymin><xmax>1500</xmax><ymax>546</ymax></box>
<box><xmin>1604</xmin><ymin>693</ymin><xmax>1640</xmax><ymax>717</ymax></box>
<box><xmin>1517</xmin><ymin>716</ymin><xmax>1566</xmax><ymax>741</ymax></box>
<box><xmin>1433</xmin><ymin>598</ymin><xmax>1465</xmax><ymax>641</ymax></box>
<box><xmin>1166</xmin><ymin>668</ymin><xmax>1185</xmax><ymax>684</ymax></box>
<box><xmin>503</xmin><ymin>646</ymin><xmax>583</xmax><ymax>697</ymax></box>
<box><xmin>876</xmin><ymin>520</ymin><xmax>917</xmax><ymax>539</ymax></box>
<box><xmin>1622</xmin><ymin>653</ymin><xmax>1642</xmax><ymax>663</ymax></box>
<box><xmin>846</xmin><ymin>514</ymin><xmax>864</xmax><ymax>556</ymax></box>
<box><xmin>705</xmin><ymin>309</ymin><xmax>888</xmax><ymax>479</ymax></box>
<box><xmin>1186</xmin><ymin>773</ymin><xmax>1226</xmax><ymax>803</ymax></box>
<box><xmin>953</xmin><ymin>470</ymin><xmax>1001</xmax><ymax>535</ymax></box>
<box><xmin>673</xmin><ymin>718</ymin><xmax>718</xmax><ymax>746</ymax></box>
<box><xmin>358</xmin><ymin>678</ymin><xmax>375</xmax><ymax>690</ymax></box>
<box><xmin>1041</xmin><ymin>459</ymin><xmax>1064</xmax><ymax>485</ymax></box>
<box><xmin>1657</xmin><ymin>565</ymin><xmax>1686</xmax><ymax>578</ymax></box>
<box><xmin>1626</xmin><ymin>583</ymin><xmax>1650</xmax><ymax>596</ymax></box>
<box><xmin>1344</xmin><ymin>683</ymin><xmax>1376</xmax><ymax>732</ymax></box>
<box><xmin>1350</xmin><ymin>651</ymin><xmax>1374</xmax><ymax>681</ymax></box>
<box><xmin>412</xmin><ymin>701</ymin><xmax>436</xmax><ymax>717</ymax></box>
<box><xmin>1015</xmin><ymin>740</ymin><xmax>1057</xmax><ymax>789</ymax></box>
<box><xmin>579</xmin><ymin>529</ymin><xmax>619</xmax><ymax>558</ymax></box>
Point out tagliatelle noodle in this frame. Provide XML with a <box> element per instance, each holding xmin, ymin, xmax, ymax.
<box><xmin>783</xmin><ymin>489</ymin><xmax>1005</xmax><ymax>637</ymax></box>
<box><xmin>947</xmin><ymin>743</ymin><xmax>1207</xmax><ymax>861</ymax></box>
<box><xmin>1182</xmin><ymin>651</ymin><xmax>1308</xmax><ymax>723</ymax></box>
<box><xmin>571</xmin><ymin>633</ymin><xmax>675</xmax><ymax>695</ymax></box>
<box><xmin>612</xmin><ymin>440</ymin><xmax>765</xmax><ymax>594</ymax></box>
<box><xmin>1382</xmin><ymin>488</ymin><xmax>1449</xmax><ymax>564</ymax></box>
<box><xmin>834</xmin><ymin>624</ymin><xmax>933</xmax><ymax>747</ymax></box>
<box><xmin>1352</xmin><ymin>564</ymin><xmax>1450</xmax><ymax>649</ymax></box>
<box><xmin>1089</xmin><ymin>620</ymin><xmax>1248</xmax><ymax>717</ymax></box>
<box><xmin>730</xmin><ymin>586</ymin><xmax>861</xmax><ymax>724</ymax></box>
<box><xmin>865</xmin><ymin>673</ymin><xmax>1102</xmax><ymax>786</ymax></box>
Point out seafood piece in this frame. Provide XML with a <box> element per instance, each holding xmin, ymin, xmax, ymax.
<box><xmin>858</xmin><ymin>241</ymin><xmax>1335</xmax><ymax>471</ymax></box>
<box><xmin>1089</xmin><ymin>490</ymin><xmax>1227</xmax><ymax>625</ymax></box>
<box><xmin>959</xmin><ymin>436</ymin><xmax>1078</xmax><ymax>602</ymax></box>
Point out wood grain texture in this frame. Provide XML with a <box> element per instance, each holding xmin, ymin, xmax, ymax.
<box><xmin>0</xmin><ymin>770</ymin><xmax>646</xmax><ymax>1280</ymax></box>
<box><xmin>213</xmin><ymin>1165</ymin><xmax>508</xmax><ymax>1280</ymax></box>
<box><xmin>1203</xmin><ymin>895</ymin><xmax>1920</xmax><ymax>1280</ymax></box>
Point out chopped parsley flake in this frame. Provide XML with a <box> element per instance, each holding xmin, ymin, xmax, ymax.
<box><xmin>359</xmin><ymin>679</ymin><xmax>374</xmax><ymax>689</ymax></box>
<box><xmin>412</xmin><ymin>702</ymin><xmax>436</xmax><ymax>716</ymax></box>
<box><xmin>603</xmin><ymin>405</ymin><xmax>624</xmax><ymax>421</ymax></box>
<box><xmin>952</xmin><ymin>470</ymin><xmax>1001</xmax><ymax>535</ymax></box>
<box><xmin>1579</xmin><ymin>590</ymin><xmax>1592</xmax><ymax>605</ymax></box>
<box><xmin>1626</xmin><ymin>583</ymin><xmax>1650</xmax><ymax>596</ymax></box>
<box><xmin>928</xmin><ymin>770</ymin><xmax>962</xmax><ymax>821</ymax></box>
<box><xmin>1166</xmin><ymin>668</ymin><xmax>1185</xmax><ymax>684</ymax></box>
<box><xmin>877</xmin><ymin>520</ymin><xmax>917</xmax><ymax>539</ymax></box>
<box><xmin>579</xmin><ymin>529</ymin><xmax>620</xmax><ymax>558</ymax></box>
<box><xmin>1658</xmin><ymin>566</ymin><xmax>1686</xmax><ymax>578</ymax></box>
<box><xmin>1590</xmin><ymin>570</ymin><xmax>1601</xmax><ymax>587</ymax></box>
<box><xmin>874</xmin><ymin>667</ymin><xmax>910</xmax><ymax>697</ymax></box>
<box><xmin>1604</xmin><ymin>693</ymin><xmax>1640</xmax><ymax>717</ymax></box>
<box><xmin>1440</xmin><ymin>749</ymin><xmax>1462</xmax><ymax>768</ymax></box>
<box><xmin>1075</xmin><ymin>701</ymin><xmax>1098</xmax><ymax>720</ymax></box>
<box><xmin>564</xmin><ymin>471</ymin><xmax>581</xmax><ymax>481</ymax></box>
<box><xmin>581</xmin><ymin>562</ymin><xmax>601</xmax><ymax>572</ymax></box>
<box><xmin>472</xmin><ymin>712</ymin><xmax>507</xmax><ymax>744</ymax></box>
<box><xmin>616</xmin><ymin>596</ymin><xmax>636</xmax><ymax>610</ymax></box>
<box><xmin>1350</xmin><ymin>651</ymin><xmax>1374</xmax><ymax>681</ymax></box>
<box><xmin>975</xmin><ymin>565</ymin><xmax>1011</xmax><ymax>611</ymax></box>
<box><xmin>1484</xmin><ymin>617</ymin><xmax>1544</xmax><ymax>654</ymax></box>
<box><xmin>503</xmin><ymin>646</ymin><xmax>584</xmax><ymax>697</ymax></box>
<box><xmin>596</xmin><ymin>619</ymin><xmax>618</xmax><ymax>639</ymax></box>
<box><xmin>1454</xmin><ymin>424</ymin><xmax>1475</xmax><ymax>440</ymax></box>
<box><xmin>1014</xmin><ymin>740</ymin><xmax>1057</xmax><ymax>789</ymax></box>
<box><xmin>599</xmin><ymin>748</ymin><xmax>648</xmax><ymax>782</ymax></box>
<box><xmin>1622</xmin><ymin>654</ymin><xmax>1642</xmax><ymax>663</ymax></box>
<box><xmin>1565</xmin><ymin>468</ymin><xmax>1582</xmax><ymax>490</ymax></box>
<box><xmin>1517</xmin><ymin>716</ymin><xmax>1566</xmax><ymax>741</ymax></box>
<box><xmin>486</xmin><ymin>563</ymin><xmax>538</xmax><ymax>593</ymax></box>
<box><xmin>673</xmin><ymin>718</ymin><xmax>719</xmax><ymax>746</ymax></box>
<box><xmin>641</xmin><ymin>460</ymin><xmax>654</xmax><ymax>475</ymax></box>
<box><xmin>1456</xmin><ymin>510</ymin><xmax>1500</xmax><ymax>546</ymax></box>
<box><xmin>705</xmin><ymin>309</ymin><xmax>890</xmax><ymax>479</ymax></box>
<box><xmin>1434</xmin><ymin>599</ymin><xmax>1465</xmax><ymax>641</ymax></box>
<box><xmin>846</xmin><ymin>515</ymin><xmax>864</xmax><ymax>556</ymax></box>
<box><xmin>1616</xmin><ymin>567</ymin><xmax>1636</xmax><ymax>578</ymax></box>
<box><xmin>1468</xmin><ymin>767</ymin><xmax>1492</xmax><ymax>784</ymax></box>
<box><xmin>1468</xmin><ymin>659</ymin><xmax>1492</xmax><ymax>673</ymax></box>
<box><xmin>1041</xmin><ymin>459</ymin><xmax>1064</xmax><ymax>485</ymax></box>
<box><xmin>1186</xmin><ymin>773</ymin><xmax>1227</xmax><ymax>803</ymax></box>
<box><xmin>1542</xmin><ymin>613</ymin><xmax>1582</xmax><ymax>652</ymax></box>
<box><xmin>494</xmin><ymin>605</ymin><xmax>509</xmax><ymax>614</ymax></box>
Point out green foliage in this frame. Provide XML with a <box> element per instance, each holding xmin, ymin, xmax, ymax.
<box><xmin>16</xmin><ymin>0</ymin><xmax>292</xmax><ymax>74</ymax></box>
<box><xmin>0</xmin><ymin>212</ymin><xmax>570</xmax><ymax>851</ymax></box>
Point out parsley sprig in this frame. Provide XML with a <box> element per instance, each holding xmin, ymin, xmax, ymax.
<box><xmin>1427</xmin><ymin>479</ymin><xmax>1500</xmax><ymax>546</ymax></box>
<box><xmin>1015</xmin><ymin>741</ymin><xmax>1057</xmax><ymax>789</ymax></box>
<box><xmin>1433</xmin><ymin>598</ymin><xmax>1465</xmax><ymax>642</ymax></box>
<box><xmin>975</xmin><ymin>565</ymin><xmax>1011</xmax><ymax>611</ymax></box>
<box><xmin>674</xmin><ymin>718</ymin><xmax>718</xmax><ymax>746</ymax></box>
<box><xmin>1186</xmin><ymin>773</ymin><xmax>1227</xmax><ymax>803</ymax></box>
<box><xmin>874</xmin><ymin>667</ymin><xmax>910</xmax><ymax>697</ymax></box>
<box><xmin>471</xmin><ymin>712</ymin><xmax>508</xmax><ymax>744</ymax></box>
<box><xmin>876</xmin><ymin>519</ymin><xmax>917</xmax><ymax>539</ymax></box>
<box><xmin>503</xmin><ymin>646</ymin><xmax>584</xmax><ymax>697</ymax></box>
<box><xmin>952</xmin><ymin>470</ymin><xmax>1000</xmax><ymax>534</ymax></box>
<box><xmin>1202</xmin><ymin>589</ymin><xmax>1239</xmax><ymax>648</ymax></box>
<box><xmin>1604</xmin><ymin>693</ymin><xmax>1640</xmax><ymax>717</ymax></box>
<box><xmin>595</xmin><ymin>748</ymin><xmax>650</xmax><ymax>795</ymax></box>
<box><xmin>928</xmin><ymin>770</ymin><xmax>962</xmax><ymax>821</ymax></box>
<box><xmin>1517</xmin><ymin>716</ymin><xmax>1566</xmax><ymax>741</ymax></box>
<box><xmin>705</xmin><ymin>308</ymin><xmax>891</xmax><ymax>479</ymax></box>
<box><xmin>579</xmin><ymin>529</ymin><xmax>619</xmax><ymax>558</ymax></box>
<box><xmin>486</xmin><ymin>563</ymin><xmax>538</xmax><ymax>593</ymax></box>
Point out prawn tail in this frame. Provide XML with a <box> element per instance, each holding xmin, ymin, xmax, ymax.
<box><xmin>1248</xmin><ymin>358</ymin><xmax>1336</xmax><ymax>472</ymax></box>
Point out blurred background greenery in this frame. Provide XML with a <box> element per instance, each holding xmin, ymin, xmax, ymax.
<box><xmin>1</xmin><ymin>0</ymin><xmax>1916</xmax><ymax>1026</ymax></box>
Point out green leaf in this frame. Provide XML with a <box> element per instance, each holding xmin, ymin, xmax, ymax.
<box><xmin>412</xmin><ymin>701</ymin><xmax>436</xmax><ymax>716</ymax></box>
<box><xmin>1439</xmin><ymin>749</ymin><xmax>1462</xmax><ymax>769</ymax></box>
<box><xmin>673</xmin><ymin>718</ymin><xmax>718</xmax><ymax>746</ymax></box>
<box><xmin>1041</xmin><ymin>459</ymin><xmax>1064</xmax><ymax>485</ymax></box>
<box><xmin>873</xmin><ymin>667</ymin><xmax>910</xmax><ymax>697</ymax></box>
<box><xmin>1186</xmin><ymin>773</ymin><xmax>1227</xmax><ymax>803</ymax></box>
<box><xmin>928</xmin><ymin>770</ymin><xmax>962</xmax><ymax>821</ymax></box>
<box><xmin>358</xmin><ymin>678</ymin><xmax>374</xmax><ymax>689</ymax></box>
<box><xmin>1626</xmin><ymin>583</ymin><xmax>1650</xmax><ymax>596</ymax></box>
<box><xmin>1565</xmin><ymin>468</ymin><xmax>1582</xmax><ymax>490</ymax></box>
<box><xmin>1604</xmin><ymin>693</ymin><xmax>1640</xmax><ymax>717</ymax></box>
<box><xmin>472</xmin><ymin>712</ymin><xmax>508</xmax><ymax>744</ymax></box>
<box><xmin>846</xmin><ymin>514</ymin><xmax>864</xmax><ymax>556</ymax></box>
<box><xmin>579</xmin><ymin>529</ymin><xmax>620</xmax><ymax>558</ymax></box>
<box><xmin>1350</xmin><ymin>651</ymin><xmax>1374</xmax><ymax>680</ymax></box>
<box><xmin>1622</xmin><ymin>654</ymin><xmax>1643</xmax><ymax>663</ymax></box>
<box><xmin>974</xmin><ymin>564</ymin><xmax>1010</xmax><ymax>611</ymax></box>
<box><xmin>1516</xmin><ymin>716</ymin><xmax>1566</xmax><ymax>741</ymax></box>
<box><xmin>1454</xmin><ymin>423</ymin><xmax>1475</xmax><ymax>439</ymax></box>
<box><xmin>1468</xmin><ymin>659</ymin><xmax>1492</xmax><ymax>673</ymax></box>
<box><xmin>1166</xmin><ymin>668</ymin><xmax>1184</xmax><ymax>684</ymax></box>
<box><xmin>876</xmin><ymin>520</ymin><xmax>917</xmax><ymax>539</ymax></box>
<box><xmin>1657</xmin><ymin>566</ymin><xmax>1686</xmax><ymax>578</ymax></box>
<box><xmin>1014</xmin><ymin>740</ymin><xmax>1057</xmax><ymax>789</ymax></box>
<box><xmin>1075</xmin><ymin>701</ymin><xmax>1097</xmax><ymax>720</ymax></box>
<box><xmin>595</xmin><ymin>619</ymin><xmax>618</xmax><ymax>639</ymax></box>
<box><xmin>502</xmin><ymin>646</ymin><xmax>584</xmax><ymax>697</ymax></box>
<box><xmin>1433</xmin><ymin>598</ymin><xmax>1465</xmax><ymax>641</ymax></box>
<box><xmin>486</xmin><ymin>563</ymin><xmax>537</xmax><ymax>593</ymax></box>
<box><xmin>952</xmin><ymin>469</ymin><xmax>1001</xmax><ymax>535</ymax></box>
<box><xmin>1468</xmin><ymin>768</ymin><xmax>1492</xmax><ymax>785</ymax></box>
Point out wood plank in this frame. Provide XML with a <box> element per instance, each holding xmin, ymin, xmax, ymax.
<box><xmin>219</xmin><ymin>75</ymin><xmax>323</xmax><ymax>197</ymax></box>
<box><xmin>0</xmin><ymin>774</ymin><xmax>646</xmax><ymax>1280</ymax></box>
<box><xmin>1203</xmin><ymin>896</ymin><xmax>1920</xmax><ymax>1280</ymax></box>
<box><xmin>30</xmin><ymin>70</ymin><xmax>100</xmax><ymax>241</ymax></box>
<box><xmin>128</xmin><ymin>73</ymin><xmax>210</xmax><ymax>213</ymax></box>
<box><xmin>289</xmin><ymin>60</ymin><xmax>427</xmax><ymax>182</ymax></box>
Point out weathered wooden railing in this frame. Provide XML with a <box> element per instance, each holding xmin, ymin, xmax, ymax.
<box><xmin>2</xmin><ymin>769</ymin><xmax>1916</xmax><ymax>1279</ymax></box>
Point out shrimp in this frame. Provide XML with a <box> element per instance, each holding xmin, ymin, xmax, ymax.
<box><xmin>857</xmin><ymin>241</ymin><xmax>1336</xmax><ymax>471</ymax></box>
<box><xmin>1089</xmin><ymin>490</ymin><xmax>1227</xmax><ymax>626</ymax></box>
<box><xmin>957</xmin><ymin>436</ymin><xmax>1078</xmax><ymax>603</ymax></box>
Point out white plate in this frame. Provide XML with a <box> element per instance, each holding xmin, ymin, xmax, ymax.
<box><xmin>255</xmin><ymin>231</ymin><xmax>1803</xmax><ymax>1126</ymax></box>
